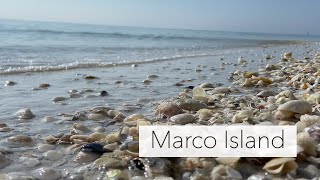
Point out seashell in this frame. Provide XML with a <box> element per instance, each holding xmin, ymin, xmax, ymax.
<box><xmin>42</xmin><ymin>116</ymin><xmax>58</xmax><ymax>123</ymax></box>
<box><xmin>73</xmin><ymin>123</ymin><xmax>91</xmax><ymax>133</ymax></box>
<box><xmin>124</xmin><ymin>113</ymin><xmax>145</xmax><ymax>122</ymax></box>
<box><xmin>196</xmin><ymin>109</ymin><xmax>213</xmax><ymax>121</ymax></box>
<box><xmin>300</xmin><ymin>114</ymin><xmax>320</xmax><ymax>126</ymax></box>
<box><xmin>176</xmin><ymin>99</ymin><xmax>207</xmax><ymax>111</ymax></box>
<box><xmin>104</xmin><ymin>142</ymin><xmax>118</xmax><ymax>151</ymax></box>
<box><xmin>283</xmin><ymin>52</ymin><xmax>292</xmax><ymax>60</ymax></box>
<box><xmin>32</xmin><ymin>167</ymin><xmax>61</xmax><ymax>180</ymax></box>
<box><xmin>70</xmin><ymin>135</ymin><xmax>90</xmax><ymax>143</ymax></box>
<box><xmin>4</xmin><ymin>135</ymin><xmax>33</xmax><ymax>147</ymax></box>
<box><xmin>93</xmin><ymin>157</ymin><xmax>123</xmax><ymax>169</ymax></box>
<box><xmin>215</xmin><ymin>157</ymin><xmax>240</xmax><ymax>168</ymax></box>
<box><xmin>142</xmin><ymin>79</ymin><xmax>151</xmax><ymax>84</ymax></box>
<box><xmin>307</xmin><ymin>92</ymin><xmax>320</xmax><ymax>104</ymax></box>
<box><xmin>129</xmin><ymin>158</ymin><xmax>171</xmax><ymax>177</ymax></box>
<box><xmin>257</xmin><ymin>90</ymin><xmax>276</xmax><ymax>98</ymax></box>
<box><xmin>242</xmin><ymin>78</ymin><xmax>254</xmax><ymax>87</ymax></box>
<box><xmin>232</xmin><ymin>110</ymin><xmax>253</xmax><ymax>123</ymax></box>
<box><xmin>39</xmin><ymin>83</ymin><xmax>50</xmax><ymax>88</ymax></box>
<box><xmin>296</xmin><ymin>121</ymin><xmax>308</xmax><ymax>133</ymax></box>
<box><xmin>262</xmin><ymin>157</ymin><xmax>298</xmax><ymax>174</ymax></box>
<box><xmin>275</xmin><ymin>100</ymin><xmax>312</xmax><ymax>120</ymax></box>
<box><xmin>275</xmin><ymin>90</ymin><xmax>297</xmax><ymax>100</ymax></box>
<box><xmin>38</xmin><ymin>144</ymin><xmax>55</xmax><ymax>152</ymax></box>
<box><xmin>104</xmin><ymin>132</ymin><xmax>120</xmax><ymax>144</ymax></box>
<box><xmin>211</xmin><ymin>87</ymin><xmax>231</xmax><ymax>94</ymax></box>
<box><xmin>84</xmin><ymin>75</ymin><xmax>99</xmax><ymax>79</ymax></box>
<box><xmin>297</xmin><ymin>132</ymin><xmax>317</xmax><ymax>156</ymax></box>
<box><xmin>267</xmin><ymin>104</ymin><xmax>277</xmax><ymax>111</ymax></box>
<box><xmin>94</xmin><ymin>126</ymin><xmax>105</xmax><ymax>132</ymax></box>
<box><xmin>211</xmin><ymin>164</ymin><xmax>242</xmax><ymax>180</ymax></box>
<box><xmin>99</xmin><ymin>90</ymin><xmax>108</xmax><ymax>96</ymax></box>
<box><xmin>45</xmin><ymin>135</ymin><xmax>59</xmax><ymax>144</ymax></box>
<box><xmin>275</xmin><ymin>110</ymin><xmax>295</xmax><ymax>120</ymax></box>
<box><xmin>4</xmin><ymin>80</ymin><xmax>16</xmax><ymax>86</ymax></box>
<box><xmin>155</xmin><ymin>102</ymin><xmax>182</xmax><ymax>118</ymax></box>
<box><xmin>44</xmin><ymin>150</ymin><xmax>63</xmax><ymax>161</ymax></box>
<box><xmin>69</xmin><ymin>93</ymin><xmax>81</xmax><ymax>98</ymax></box>
<box><xmin>15</xmin><ymin>108</ymin><xmax>35</xmax><ymax>119</ymax></box>
<box><xmin>87</xmin><ymin>113</ymin><xmax>106</xmax><ymax>121</ymax></box>
<box><xmin>199</xmin><ymin>83</ymin><xmax>215</xmax><ymax>88</ymax></box>
<box><xmin>238</xmin><ymin>56</ymin><xmax>246</xmax><ymax>64</ymax></box>
<box><xmin>52</xmin><ymin>96</ymin><xmax>67</xmax><ymax>102</ymax></box>
<box><xmin>81</xmin><ymin>143</ymin><xmax>111</xmax><ymax>154</ymax></box>
<box><xmin>170</xmin><ymin>114</ymin><xmax>195</xmax><ymax>125</ymax></box>
<box><xmin>0</xmin><ymin>153</ymin><xmax>11</xmax><ymax>169</ymax></box>
<box><xmin>242</xmin><ymin>71</ymin><xmax>257</xmax><ymax>78</ymax></box>
<box><xmin>89</xmin><ymin>132</ymin><xmax>106</xmax><ymax>141</ymax></box>
<box><xmin>147</xmin><ymin>74</ymin><xmax>159</xmax><ymax>79</ymax></box>
<box><xmin>308</xmin><ymin>124</ymin><xmax>320</xmax><ymax>141</ymax></box>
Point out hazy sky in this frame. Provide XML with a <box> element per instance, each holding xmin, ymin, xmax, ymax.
<box><xmin>0</xmin><ymin>0</ymin><xmax>319</xmax><ymax>34</ymax></box>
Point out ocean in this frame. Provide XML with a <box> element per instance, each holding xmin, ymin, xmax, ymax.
<box><xmin>0</xmin><ymin>19</ymin><xmax>317</xmax><ymax>74</ymax></box>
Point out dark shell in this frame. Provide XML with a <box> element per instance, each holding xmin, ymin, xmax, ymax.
<box><xmin>99</xmin><ymin>90</ymin><xmax>108</xmax><ymax>97</ymax></box>
<box><xmin>308</xmin><ymin>124</ymin><xmax>320</xmax><ymax>141</ymax></box>
<box><xmin>80</xmin><ymin>143</ymin><xmax>111</xmax><ymax>154</ymax></box>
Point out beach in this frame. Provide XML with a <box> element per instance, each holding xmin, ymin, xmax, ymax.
<box><xmin>0</xmin><ymin>20</ymin><xmax>320</xmax><ymax>179</ymax></box>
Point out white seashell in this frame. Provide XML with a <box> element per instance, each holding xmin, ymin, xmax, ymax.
<box><xmin>275</xmin><ymin>90</ymin><xmax>297</xmax><ymax>100</ymax></box>
<box><xmin>94</xmin><ymin>126</ymin><xmax>105</xmax><ymax>132</ymax></box>
<box><xmin>170</xmin><ymin>114</ymin><xmax>195</xmax><ymax>125</ymax></box>
<box><xmin>44</xmin><ymin>150</ymin><xmax>64</xmax><ymax>161</ymax></box>
<box><xmin>263</xmin><ymin>157</ymin><xmax>298</xmax><ymax>174</ymax></box>
<box><xmin>192</xmin><ymin>86</ymin><xmax>206</xmax><ymax>97</ymax></box>
<box><xmin>232</xmin><ymin>110</ymin><xmax>253</xmax><ymax>123</ymax></box>
<box><xmin>42</xmin><ymin>116</ymin><xmax>58</xmax><ymax>123</ymax></box>
<box><xmin>297</xmin><ymin>132</ymin><xmax>316</xmax><ymax>156</ymax></box>
<box><xmin>104</xmin><ymin>142</ymin><xmax>118</xmax><ymax>151</ymax></box>
<box><xmin>87</xmin><ymin>113</ymin><xmax>106</xmax><ymax>121</ymax></box>
<box><xmin>38</xmin><ymin>144</ymin><xmax>55</xmax><ymax>152</ymax></box>
<box><xmin>124</xmin><ymin>113</ymin><xmax>145</xmax><ymax>122</ymax></box>
<box><xmin>73</xmin><ymin>123</ymin><xmax>91</xmax><ymax>133</ymax></box>
<box><xmin>74</xmin><ymin>151</ymin><xmax>100</xmax><ymax>163</ymax></box>
<box><xmin>300</xmin><ymin>114</ymin><xmax>320</xmax><ymax>127</ymax></box>
<box><xmin>215</xmin><ymin>157</ymin><xmax>240</xmax><ymax>168</ymax></box>
<box><xmin>32</xmin><ymin>167</ymin><xmax>61</xmax><ymax>180</ymax></box>
<box><xmin>15</xmin><ymin>108</ymin><xmax>35</xmax><ymax>119</ymax></box>
<box><xmin>89</xmin><ymin>132</ymin><xmax>106</xmax><ymax>142</ymax></box>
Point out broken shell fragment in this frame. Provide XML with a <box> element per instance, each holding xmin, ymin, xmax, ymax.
<box><xmin>263</xmin><ymin>157</ymin><xmax>298</xmax><ymax>174</ymax></box>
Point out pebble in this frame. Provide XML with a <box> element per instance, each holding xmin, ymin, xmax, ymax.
<box><xmin>70</xmin><ymin>93</ymin><xmax>82</xmax><ymax>98</ymax></box>
<box><xmin>52</xmin><ymin>96</ymin><xmax>67</xmax><ymax>102</ymax></box>
<box><xmin>99</xmin><ymin>90</ymin><xmax>108</xmax><ymax>96</ymax></box>
<box><xmin>15</xmin><ymin>108</ymin><xmax>35</xmax><ymax>119</ymax></box>
<box><xmin>42</xmin><ymin>116</ymin><xmax>58</xmax><ymax>123</ymax></box>
<box><xmin>39</xmin><ymin>83</ymin><xmax>50</xmax><ymax>88</ymax></box>
<box><xmin>170</xmin><ymin>114</ymin><xmax>195</xmax><ymax>125</ymax></box>
<box><xmin>44</xmin><ymin>150</ymin><xmax>64</xmax><ymax>161</ymax></box>
<box><xmin>94</xmin><ymin>126</ymin><xmax>105</xmax><ymax>132</ymax></box>
<box><xmin>0</xmin><ymin>153</ymin><xmax>11</xmax><ymax>168</ymax></box>
<box><xmin>38</xmin><ymin>144</ymin><xmax>55</xmax><ymax>152</ymax></box>
<box><xmin>4</xmin><ymin>135</ymin><xmax>33</xmax><ymax>147</ymax></box>
<box><xmin>4</xmin><ymin>80</ymin><xmax>16</xmax><ymax>86</ymax></box>
<box><xmin>32</xmin><ymin>167</ymin><xmax>61</xmax><ymax>180</ymax></box>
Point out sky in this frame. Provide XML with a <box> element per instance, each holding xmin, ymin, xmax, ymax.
<box><xmin>0</xmin><ymin>0</ymin><xmax>319</xmax><ymax>35</ymax></box>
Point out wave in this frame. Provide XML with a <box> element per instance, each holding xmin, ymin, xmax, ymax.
<box><xmin>0</xmin><ymin>53</ymin><xmax>217</xmax><ymax>75</ymax></box>
<box><xmin>0</xmin><ymin>28</ymin><xmax>301</xmax><ymax>44</ymax></box>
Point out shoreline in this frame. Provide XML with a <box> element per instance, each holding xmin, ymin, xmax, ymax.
<box><xmin>0</xmin><ymin>42</ymin><xmax>320</xmax><ymax>179</ymax></box>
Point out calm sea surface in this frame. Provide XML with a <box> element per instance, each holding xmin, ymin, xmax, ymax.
<box><xmin>1</xmin><ymin>19</ymin><xmax>318</xmax><ymax>74</ymax></box>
